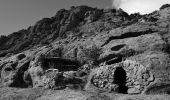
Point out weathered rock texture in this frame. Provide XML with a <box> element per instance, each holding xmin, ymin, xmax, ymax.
<box><xmin>90</xmin><ymin>60</ymin><xmax>155</xmax><ymax>94</ymax></box>
<box><xmin>0</xmin><ymin>3</ymin><xmax>170</xmax><ymax>100</ymax></box>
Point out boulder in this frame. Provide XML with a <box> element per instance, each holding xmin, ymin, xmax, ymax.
<box><xmin>27</xmin><ymin>54</ymin><xmax>45</xmax><ymax>87</ymax></box>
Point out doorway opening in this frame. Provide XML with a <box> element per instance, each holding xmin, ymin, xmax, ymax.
<box><xmin>114</xmin><ymin>67</ymin><xmax>128</xmax><ymax>94</ymax></box>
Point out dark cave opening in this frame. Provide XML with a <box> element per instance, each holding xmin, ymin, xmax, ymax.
<box><xmin>111</xmin><ymin>44</ymin><xmax>126</xmax><ymax>51</ymax></box>
<box><xmin>114</xmin><ymin>67</ymin><xmax>128</xmax><ymax>94</ymax></box>
<box><xmin>44</xmin><ymin>57</ymin><xmax>80</xmax><ymax>71</ymax></box>
<box><xmin>102</xmin><ymin>29</ymin><xmax>155</xmax><ymax>47</ymax></box>
<box><xmin>106</xmin><ymin>56</ymin><xmax>122</xmax><ymax>65</ymax></box>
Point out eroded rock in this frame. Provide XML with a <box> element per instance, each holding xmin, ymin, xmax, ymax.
<box><xmin>89</xmin><ymin>60</ymin><xmax>156</xmax><ymax>94</ymax></box>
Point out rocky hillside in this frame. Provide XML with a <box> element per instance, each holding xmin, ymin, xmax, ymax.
<box><xmin>0</xmin><ymin>4</ymin><xmax>170</xmax><ymax>100</ymax></box>
<box><xmin>0</xmin><ymin>6</ymin><xmax>131</xmax><ymax>57</ymax></box>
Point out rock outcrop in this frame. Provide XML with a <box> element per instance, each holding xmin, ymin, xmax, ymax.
<box><xmin>0</xmin><ymin>4</ymin><xmax>170</xmax><ymax>100</ymax></box>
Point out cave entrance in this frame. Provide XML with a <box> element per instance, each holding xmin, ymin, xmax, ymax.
<box><xmin>44</xmin><ymin>57</ymin><xmax>80</xmax><ymax>71</ymax></box>
<box><xmin>114</xmin><ymin>67</ymin><xmax>128</xmax><ymax>94</ymax></box>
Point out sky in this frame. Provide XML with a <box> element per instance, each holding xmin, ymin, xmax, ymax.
<box><xmin>0</xmin><ymin>0</ymin><xmax>170</xmax><ymax>36</ymax></box>
<box><xmin>119</xmin><ymin>0</ymin><xmax>170</xmax><ymax>14</ymax></box>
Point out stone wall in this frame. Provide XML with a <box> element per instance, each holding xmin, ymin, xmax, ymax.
<box><xmin>91</xmin><ymin>60</ymin><xmax>155</xmax><ymax>94</ymax></box>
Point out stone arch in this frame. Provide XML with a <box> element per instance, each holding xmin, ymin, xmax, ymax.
<box><xmin>114</xmin><ymin>67</ymin><xmax>128</xmax><ymax>94</ymax></box>
<box><xmin>88</xmin><ymin>60</ymin><xmax>154</xmax><ymax>94</ymax></box>
<box><xmin>121</xmin><ymin>60</ymin><xmax>154</xmax><ymax>94</ymax></box>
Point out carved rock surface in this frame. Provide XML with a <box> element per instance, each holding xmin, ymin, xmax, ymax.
<box><xmin>0</xmin><ymin>4</ymin><xmax>170</xmax><ymax>99</ymax></box>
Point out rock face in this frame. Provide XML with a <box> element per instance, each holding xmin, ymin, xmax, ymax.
<box><xmin>0</xmin><ymin>4</ymin><xmax>170</xmax><ymax>99</ymax></box>
<box><xmin>90</xmin><ymin>60</ymin><xmax>154</xmax><ymax>94</ymax></box>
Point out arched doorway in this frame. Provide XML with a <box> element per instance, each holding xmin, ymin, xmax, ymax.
<box><xmin>114</xmin><ymin>67</ymin><xmax>128</xmax><ymax>94</ymax></box>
